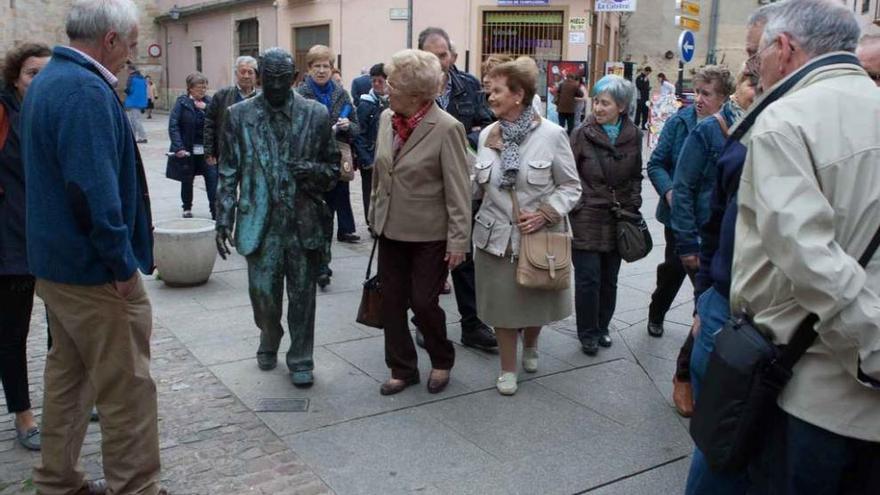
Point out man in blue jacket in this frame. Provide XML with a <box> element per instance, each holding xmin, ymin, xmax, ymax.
<box><xmin>21</xmin><ymin>1</ymin><xmax>162</xmax><ymax>493</ymax></box>
<box><xmin>124</xmin><ymin>63</ymin><xmax>149</xmax><ymax>143</ymax></box>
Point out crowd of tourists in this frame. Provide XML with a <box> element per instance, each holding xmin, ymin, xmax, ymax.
<box><xmin>1</xmin><ymin>0</ymin><xmax>878</xmax><ymax>493</ymax></box>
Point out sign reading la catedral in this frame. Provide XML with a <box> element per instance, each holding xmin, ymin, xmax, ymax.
<box><xmin>595</xmin><ymin>0</ymin><xmax>638</xmax><ymax>12</ymax></box>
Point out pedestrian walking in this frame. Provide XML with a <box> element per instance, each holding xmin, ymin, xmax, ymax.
<box><xmin>124</xmin><ymin>64</ymin><xmax>148</xmax><ymax>143</ymax></box>
<box><xmin>369</xmin><ymin>49</ymin><xmax>471</xmax><ymax>396</ymax></box>
<box><xmin>417</xmin><ymin>26</ymin><xmax>497</xmax><ymax>351</ymax></box>
<box><xmin>857</xmin><ymin>34</ymin><xmax>880</xmax><ymax>87</ymax></box>
<box><xmin>475</xmin><ymin>57</ymin><xmax>581</xmax><ymax>395</ymax></box>
<box><xmin>146</xmin><ymin>74</ymin><xmax>156</xmax><ymax>118</ymax></box>
<box><xmin>658</xmin><ymin>73</ymin><xmax>676</xmax><ymax>98</ymax></box>
<box><xmin>554</xmin><ymin>73</ymin><xmax>583</xmax><ymax>134</ymax></box>
<box><xmin>569</xmin><ymin>75</ymin><xmax>643</xmax><ymax>357</ymax></box>
<box><xmin>681</xmin><ymin>38</ymin><xmax>763</xmax><ymax>495</ymax></box>
<box><xmin>635</xmin><ymin>66</ymin><xmax>652</xmax><ymax>129</ymax></box>
<box><xmin>729</xmin><ymin>1</ymin><xmax>880</xmax><ymax>491</ymax></box>
<box><xmin>203</xmin><ymin>55</ymin><xmax>258</xmax><ymax>167</ymax></box>
<box><xmin>166</xmin><ymin>72</ymin><xmax>215</xmax><ymax>219</ymax></box>
<box><xmin>215</xmin><ymin>48</ymin><xmax>339</xmax><ymax>388</ymax></box>
<box><xmin>297</xmin><ymin>44</ymin><xmax>361</xmax><ymax>290</ymax></box>
<box><xmin>352</xmin><ymin>63</ymin><xmax>388</xmax><ymax>223</ymax></box>
<box><xmin>0</xmin><ymin>41</ymin><xmax>51</xmax><ymax>453</ymax></box>
<box><xmin>20</xmin><ymin>1</ymin><xmax>163</xmax><ymax>493</ymax></box>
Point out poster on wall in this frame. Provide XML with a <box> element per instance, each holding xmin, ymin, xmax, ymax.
<box><xmin>545</xmin><ymin>60</ymin><xmax>589</xmax><ymax>126</ymax></box>
<box><xmin>595</xmin><ymin>0</ymin><xmax>638</xmax><ymax>12</ymax></box>
<box><xmin>604</xmin><ymin>61</ymin><xmax>625</xmax><ymax>77</ymax></box>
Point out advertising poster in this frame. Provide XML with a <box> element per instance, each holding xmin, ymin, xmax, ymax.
<box><xmin>545</xmin><ymin>60</ymin><xmax>588</xmax><ymax>125</ymax></box>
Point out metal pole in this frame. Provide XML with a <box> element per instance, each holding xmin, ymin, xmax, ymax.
<box><xmin>706</xmin><ymin>0</ymin><xmax>721</xmax><ymax>64</ymax></box>
<box><xmin>406</xmin><ymin>0</ymin><xmax>413</xmax><ymax>49</ymax></box>
<box><xmin>676</xmin><ymin>59</ymin><xmax>684</xmax><ymax>97</ymax></box>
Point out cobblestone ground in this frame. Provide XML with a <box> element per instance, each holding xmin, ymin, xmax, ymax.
<box><xmin>0</xmin><ymin>299</ymin><xmax>333</xmax><ymax>495</ymax></box>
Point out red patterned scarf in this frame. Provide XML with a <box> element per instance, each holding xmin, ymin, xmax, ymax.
<box><xmin>392</xmin><ymin>102</ymin><xmax>432</xmax><ymax>147</ymax></box>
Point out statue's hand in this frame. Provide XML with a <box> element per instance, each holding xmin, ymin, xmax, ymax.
<box><xmin>216</xmin><ymin>227</ymin><xmax>233</xmax><ymax>260</ymax></box>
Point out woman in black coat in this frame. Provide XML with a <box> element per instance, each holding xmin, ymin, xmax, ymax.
<box><xmin>0</xmin><ymin>42</ymin><xmax>51</xmax><ymax>451</ymax></box>
<box><xmin>569</xmin><ymin>75</ymin><xmax>643</xmax><ymax>356</ymax></box>
<box><xmin>167</xmin><ymin>72</ymin><xmax>215</xmax><ymax>219</ymax></box>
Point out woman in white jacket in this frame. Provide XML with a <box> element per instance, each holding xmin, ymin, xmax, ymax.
<box><xmin>473</xmin><ymin>57</ymin><xmax>582</xmax><ymax>395</ymax></box>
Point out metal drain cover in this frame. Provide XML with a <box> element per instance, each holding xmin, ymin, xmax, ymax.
<box><xmin>255</xmin><ymin>398</ymin><xmax>310</xmax><ymax>412</ymax></box>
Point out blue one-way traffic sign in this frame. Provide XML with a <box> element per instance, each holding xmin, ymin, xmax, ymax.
<box><xmin>678</xmin><ymin>30</ymin><xmax>696</xmax><ymax>63</ymax></box>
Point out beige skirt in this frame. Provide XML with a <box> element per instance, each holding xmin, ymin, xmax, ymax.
<box><xmin>474</xmin><ymin>247</ymin><xmax>572</xmax><ymax>329</ymax></box>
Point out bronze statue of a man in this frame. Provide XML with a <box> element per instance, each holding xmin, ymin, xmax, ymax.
<box><xmin>215</xmin><ymin>47</ymin><xmax>340</xmax><ymax>387</ymax></box>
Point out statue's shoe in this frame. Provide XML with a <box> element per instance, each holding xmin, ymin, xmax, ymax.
<box><xmin>291</xmin><ymin>370</ymin><xmax>314</xmax><ymax>388</ymax></box>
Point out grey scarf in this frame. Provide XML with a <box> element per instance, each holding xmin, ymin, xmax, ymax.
<box><xmin>499</xmin><ymin>106</ymin><xmax>536</xmax><ymax>190</ymax></box>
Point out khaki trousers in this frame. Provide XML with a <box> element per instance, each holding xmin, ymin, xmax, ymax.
<box><xmin>33</xmin><ymin>277</ymin><xmax>161</xmax><ymax>495</ymax></box>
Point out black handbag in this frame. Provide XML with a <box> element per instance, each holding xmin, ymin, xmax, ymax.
<box><xmin>690</xmin><ymin>216</ymin><xmax>880</xmax><ymax>473</ymax></box>
<box><xmin>591</xmin><ymin>144</ymin><xmax>652</xmax><ymax>262</ymax></box>
<box><xmin>356</xmin><ymin>239</ymin><xmax>383</xmax><ymax>329</ymax></box>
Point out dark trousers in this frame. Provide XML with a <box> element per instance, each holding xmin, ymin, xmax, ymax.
<box><xmin>360</xmin><ymin>168</ymin><xmax>373</xmax><ymax>224</ymax></box>
<box><xmin>749</xmin><ymin>409</ymin><xmax>880</xmax><ymax>495</ymax></box>
<box><xmin>246</xmin><ymin>213</ymin><xmax>320</xmax><ymax>372</ymax></box>
<box><xmin>324</xmin><ymin>180</ymin><xmax>356</xmax><ymax>236</ymax></box>
<box><xmin>635</xmin><ymin>98</ymin><xmax>650</xmax><ymax>129</ymax></box>
<box><xmin>558</xmin><ymin>112</ymin><xmax>576</xmax><ymax>135</ymax></box>
<box><xmin>379</xmin><ymin>236</ymin><xmax>454</xmax><ymax>379</ymax></box>
<box><xmin>180</xmin><ymin>156</ymin><xmax>218</xmax><ymax>219</ymax></box>
<box><xmin>0</xmin><ymin>275</ymin><xmax>35</xmax><ymax>413</ymax></box>
<box><xmin>572</xmin><ymin>249</ymin><xmax>622</xmax><ymax>341</ymax></box>
<box><xmin>649</xmin><ymin>226</ymin><xmax>696</xmax><ymax>323</ymax></box>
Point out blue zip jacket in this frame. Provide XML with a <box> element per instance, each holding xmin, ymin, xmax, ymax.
<box><xmin>124</xmin><ymin>71</ymin><xmax>148</xmax><ymax>110</ymax></box>
<box><xmin>694</xmin><ymin>139</ymin><xmax>747</xmax><ymax>300</ymax></box>
<box><xmin>670</xmin><ymin>101</ymin><xmax>736</xmax><ymax>256</ymax></box>
<box><xmin>647</xmin><ymin>105</ymin><xmax>698</xmax><ymax>225</ymax></box>
<box><xmin>22</xmin><ymin>46</ymin><xmax>154</xmax><ymax>284</ymax></box>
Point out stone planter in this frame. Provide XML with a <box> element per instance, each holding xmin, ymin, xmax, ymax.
<box><xmin>153</xmin><ymin>218</ymin><xmax>218</xmax><ymax>287</ymax></box>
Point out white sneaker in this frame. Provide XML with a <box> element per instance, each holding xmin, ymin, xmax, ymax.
<box><xmin>522</xmin><ymin>347</ymin><xmax>539</xmax><ymax>373</ymax></box>
<box><xmin>496</xmin><ymin>372</ymin><xmax>518</xmax><ymax>395</ymax></box>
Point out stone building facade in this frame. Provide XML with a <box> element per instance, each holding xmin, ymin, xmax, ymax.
<box><xmin>621</xmin><ymin>0</ymin><xmax>880</xmax><ymax>88</ymax></box>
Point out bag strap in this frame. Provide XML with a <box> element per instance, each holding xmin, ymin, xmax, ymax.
<box><xmin>364</xmin><ymin>238</ymin><xmax>378</xmax><ymax>280</ymax></box>
<box><xmin>713</xmin><ymin>112</ymin><xmax>730</xmax><ymax>139</ymax></box>
<box><xmin>778</xmin><ymin>223</ymin><xmax>880</xmax><ymax>370</ymax></box>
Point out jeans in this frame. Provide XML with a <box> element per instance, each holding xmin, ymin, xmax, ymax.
<box><xmin>180</xmin><ymin>156</ymin><xmax>218</xmax><ymax>219</ymax></box>
<box><xmin>685</xmin><ymin>287</ymin><xmax>748</xmax><ymax>495</ymax></box>
<box><xmin>749</xmin><ymin>409</ymin><xmax>880</xmax><ymax>494</ymax></box>
<box><xmin>558</xmin><ymin>112</ymin><xmax>575</xmax><ymax>135</ymax></box>
<box><xmin>324</xmin><ymin>180</ymin><xmax>356</xmax><ymax>236</ymax></box>
<box><xmin>572</xmin><ymin>249</ymin><xmax>622</xmax><ymax>342</ymax></box>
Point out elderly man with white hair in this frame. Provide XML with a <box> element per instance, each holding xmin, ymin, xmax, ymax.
<box><xmin>857</xmin><ymin>33</ymin><xmax>880</xmax><ymax>87</ymax></box>
<box><xmin>725</xmin><ymin>0</ymin><xmax>880</xmax><ymax>492</ymax></box>
<box><xmin>20</xmin><ymin>0</ymin><xmax>167</xmax><ymax>494</ymax></box>
<box><xmin>204</xmin><ymin>54</ymin><xmax>259</xmax><ymax>166</ymax></box>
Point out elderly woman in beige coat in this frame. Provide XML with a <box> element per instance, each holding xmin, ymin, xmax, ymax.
<box><xmin>369</xmin><ymin>49</ymin><xmax>472</xmax><ymax>396</ymax></box>
<box><xmin>474</xmin><ymin>57</ymin><xmax>582</xmax><ymax>395</ymax></box>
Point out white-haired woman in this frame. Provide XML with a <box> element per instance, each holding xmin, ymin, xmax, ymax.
<box><xmin>369</xmin><ymin>49</ymin><xmax>472</xmax><ymax>396</ymax></box>
<box><xmin>569</xmin><ymin>75</ymin><xmax>643</xmax><ymax>356</ymax></box>
<box><xmin>475</xmin><ymin>57</ymin><xmax>582</xmax><ymax>395</ymax></box>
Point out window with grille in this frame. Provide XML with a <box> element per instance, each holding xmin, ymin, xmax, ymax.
<box><xmin>863</xmin><ymin>0</ymin><xmax>871</xmax><ymax>14</ymax></box>
<box><xmin>195</xmin><ymin>46</ymin><xmax>203</xmax><ymax>73</ymax></box>
<box><xmin>237</xmin><ymin>18</ymin><xmax>260</xmax><ymax>58</ymax></box>
<box><xmin>481</xmin><ymin>11</ymin><xmax>564</xmax><ymax>101</ymax></box>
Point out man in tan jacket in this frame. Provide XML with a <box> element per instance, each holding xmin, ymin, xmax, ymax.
<box><xmin>731</xmin><ymin>0</ymin><xmax>880</xmax><ymax>491</ymax></box>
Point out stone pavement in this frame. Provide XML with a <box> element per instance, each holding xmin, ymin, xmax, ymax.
<box><xmin>1</xmin><ymin>113</ymin><xmax>698</xmax><ymax>494</ymax></box>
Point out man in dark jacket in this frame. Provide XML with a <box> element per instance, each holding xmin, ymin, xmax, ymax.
<box><xmin>634</xmin><ymin>66</ymin><xmax>652</xmax><ymax>129</ymax></box>
<box><xmin>204</xmin><ymin>55</ymin><xmax>258</xmax><ymax>166</ymax></box>
<box><xmin>350</xmin><ymin>69</ymin><xmax>372</xmax><ymax>107</ymax></box>
<box><xmin>417</xmin><ymin>26</ymin><xmax>496</xmax><ymax>351</ymax></box>
<box><xmin>20</xmin><ymin>1</ymin><xmax>161</xmax><ymax>492</ymax></box>
<box><xmin>352</xmin><ymin>63</ymin><xmax>387</xmax><ymax>222</ymax></box>
<box><xmin>554</xmin><ymin>73</ymin><xmax>583</xmax><ymax>134</ymax></box>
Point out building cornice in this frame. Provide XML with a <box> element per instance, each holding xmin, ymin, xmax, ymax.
<box><xmin>155</xmin><ymin>0</ymin><xmax>273</xmax><ymax>24</ymax></box>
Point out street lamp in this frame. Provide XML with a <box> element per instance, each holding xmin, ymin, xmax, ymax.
<box><xmin>169</xmin><ymin>5</ymin><xmax>181</xmax><ymax>21</ymax></box>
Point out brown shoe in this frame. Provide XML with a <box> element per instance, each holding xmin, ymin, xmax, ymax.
<box><xmin>380</xmin><ymin>375</ymin><xmax>420</xmax><ymax>396</ymax></box>
<box><xmin>427</xmin><ymin>369</ymin><xmax>450</xmax><ymax>394</ymax></box>
<box><xmin>672</xmin><ymin>376</ymin><xmax>694</xmax><ymax>418</ymax></box>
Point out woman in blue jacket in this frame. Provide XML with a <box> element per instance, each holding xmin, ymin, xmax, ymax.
<box><xmin>166</xmin><ymin>73</ymin><xmax>215</xmax><ymax>219</ymax></box>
